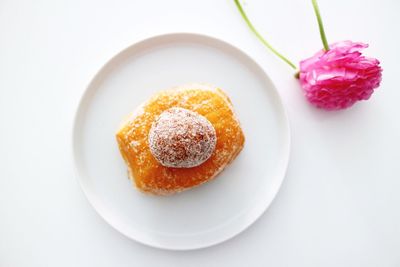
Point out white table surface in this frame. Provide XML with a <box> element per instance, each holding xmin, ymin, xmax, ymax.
<box><xmin>1</xmin><ymin>0</ymin><xmax>399</xmax><ymax>266</ymax></box>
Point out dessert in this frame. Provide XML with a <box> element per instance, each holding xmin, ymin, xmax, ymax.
<box><xmin>116</xmin><ymin>83</ymin><xmax>245</xmax><ymax>195</ymax></box>
<box><xmin>148</xmin><ymin>107</ymin><xmax>217</xmax><ymax>168</ymax></box>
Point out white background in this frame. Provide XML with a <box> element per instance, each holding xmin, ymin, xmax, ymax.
<box><xmin>1</xmin><ymin>0</ymin><xmax>399</xmax><ymax>266</ymax></box>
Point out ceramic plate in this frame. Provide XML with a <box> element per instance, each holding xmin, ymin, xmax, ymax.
<box><xmin>72</xmin><ymin>33</ymin><xmax>290</xmax><ymax>250</ymax></box>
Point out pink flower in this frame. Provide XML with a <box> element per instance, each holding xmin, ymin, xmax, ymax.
<box><xmin>299</xmin><ymin>41</ymin><xmax>382</xmax><ymax>110</ymax></box>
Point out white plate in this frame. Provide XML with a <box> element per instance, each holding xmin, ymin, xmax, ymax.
<box><xmin>72</xmin><ymin>33</ymin><xmax>290</xmax><ymax>250</ymax></box>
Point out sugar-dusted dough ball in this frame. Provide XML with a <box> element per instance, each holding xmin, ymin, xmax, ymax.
<box><xmin>148</xmin><ymin>107</ymin><xmax>217</xmax><ymax>168</ymax></box>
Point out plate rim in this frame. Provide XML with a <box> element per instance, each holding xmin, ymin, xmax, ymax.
<box><xmin>71</xmin><ymin>32</ymin><xmax>291</xmax><ymax>250</ymax></box>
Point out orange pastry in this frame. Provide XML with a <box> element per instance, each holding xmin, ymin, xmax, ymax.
<box><xmin>116</xmin><ymin>84</ymin><xmax>245</xmax><ymax>195</ymax></box>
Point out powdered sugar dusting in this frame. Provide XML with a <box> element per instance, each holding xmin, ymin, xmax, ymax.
<box><xmin>148</xmin><ymin>107</ymin><xmax>217</xmax><ymax>168</ymax></box>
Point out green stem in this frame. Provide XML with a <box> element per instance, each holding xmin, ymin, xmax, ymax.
<box><xmin>311</xmin><ymin>0</ymin><xmax>329</xmax><ymax>51</ymax></box>
<box><xmin>234</xmin><ymin>0</ymin><xmax>297</xmax><ymax>70</ymax></box>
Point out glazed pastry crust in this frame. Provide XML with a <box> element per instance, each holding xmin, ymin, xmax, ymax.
<box><xmin>116</xmin><ymin>84</ymin><xmax>245</xmax><ymax>195</ymax></box>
